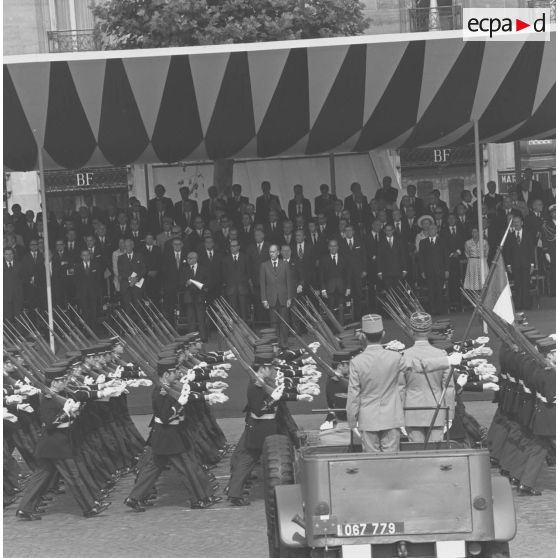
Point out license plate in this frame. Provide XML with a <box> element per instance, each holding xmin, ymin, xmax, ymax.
<box><xmin>337</xmin><ymin>522</ymin><xmax>404</xmax><ymax>537</ymax></box>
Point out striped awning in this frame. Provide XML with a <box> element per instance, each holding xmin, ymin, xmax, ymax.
<box><xmin>4</xmin><ymin>30</ymin><xmax>555</xmax><ymax>172</ymax></box>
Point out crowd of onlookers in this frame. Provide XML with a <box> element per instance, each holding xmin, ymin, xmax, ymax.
<box><xmin>3</xmin><ymin>168</ymin><xmax>556</xmax><ymax>342</ymax></box>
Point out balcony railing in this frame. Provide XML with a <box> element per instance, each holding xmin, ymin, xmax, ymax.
<box><xmin>527</xmin><ymin>0</ymin><xmax>556</xmax><ymax>22</ymax></box>
<box><xmin>407</xmin><ymin>5</ymin><xmax>462</xmax><ymax>33</ymax></box>
<box><xmin>47</xmin><ymin>29</ymin><xmax>101</xmax><ymax>53</ymax></box>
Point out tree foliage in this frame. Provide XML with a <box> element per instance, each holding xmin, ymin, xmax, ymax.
<box><xmin>93</xmin><ymin>0</ymin><xmax>370</xmax><ymax>49</ymax></box>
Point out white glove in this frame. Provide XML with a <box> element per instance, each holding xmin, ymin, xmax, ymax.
<box><xmin>180</xmin><ymin>370</ymin><xmax>196</xmax><ymax>383</ymax></box>
<box><xmin>545</xmin><ymin>253</ymin><xmax>551</xmax><ymax>263</ymax></box>
<box><xmin>207</xmin><ymin>392</ymin><xmax>229</xmax><ymax>405</ymax></box>
<box><xmin>126</xmin><ymin>380</ymin><xmax>141</xmax><ymax>388</ymax></box>
<box><xmin>17</xmin><ymin>403</ymin><xmax>34</xmax><ymax>413</ymax></box>
<box><xmin>15</xmin><ymin>384</ymin><xmax>40</xmax><ymax>396</ymax></box>
<box><xmin>83</xmin><ymin>376</ymin><xmax>95</xmax><ymax>385</ymax></box>
<box><xmin>297</xmin><ymin>384</ymin><xmax>320</xmax><ymax>396</ymax></box>
<box><xmin>301</xmin><ymin>364</ymin><xmax>318</xmax><ymax>375</ymax></box>
<box><xmin>195</xmin><ymin>362</ymin><xmax>208</xmax><ymax>368</ymax></box>
<box><xmin>448</xmin><ymin>353</ymin><xmax>463</xmax><ymax>366</ymax></box>
<box><xmin>214</xmin><ymin>363</ymin><xmax>232</xmax><ymax>370</ymax></box>
<box><xmin>321</xmin><ymin>290</ymin><xmax>328</xmax><ymax>298</ymax></box>
<box><xmin>296</xmin><ymin>285</ymin><xmax>303</xmax><ymax>294</ymax></box>
<box><xmin>469</xmin><ymin>359</ymin><xmax>488</xmax><ymax>367</ymax></box>
<box><xmin>483</xmin><ymin>382</ymin><xmax>500</xmax><ymax>392</ymax></box>
<box><xmin>207</xmin><ymin>381</ymin><xmax>228</xmax><ymax>391</ymax></box>
<box><xmin>177</xmin><ymin>384</ymin><xmax>191</xmax><ymax>406</ymax></box>
<box><xmin>296</xmin><ymin>393</ymin><xmax>313</xmax><ymax>402</ymax></box>
<box><xmin>308</xmin><ymin>342</ymin><xmax>320</xmax><ymax>353</ymax></box>
<box><xmin>399</xmin><ymin>426</ymin><xmax>408</xmax><ymax>437</ymax></box>
<box><xmin>457</xmin><ymin>373</ymin><xmax>469</xmax><ymax>387</ymax></box>
<box><xmin>301</xmin><ymin>357</ymin><xmax>316</xmax><ymax>365</ymax></box>
<box><xmin>475</xmin><ymin>336</ymin><xmax>490</xmax><ymax>345</ymax></box>
<box><xmin>138</xmin><ymin>369</ymin><xmax>147</xmax><ymax>378</ymax></box>
<box><xmin>63</xmin><ymin>399</ymin><xmax>74</xmax><ymax>415</ymax></box>
<box><xmin>96</xmin><ymin>374</ymin><xmax>106</xmax><ymax>385</ymax></box>
<box><xmin>3</xmin><ymin>408</ymin><xmax>17</xmax><ymax>423</ymax></box>
<box><xmin>385</xmin><ymin>340</ymin><xmax>405</xmax><ymax>352</ymax></box>
<box><xmin>137</xmin><ymin>379</ymin><xmax>152</xmax><ymax>387</ymax></box>
<box><xmin>223</xmin><ymin>350</ymin><xmax>236</xmax><ymax>360</ymax></box>
<box><xmin>5</xmin><ymin>395</ymin><xmax>23</xmax><ymax>405</ymax></box>
<box><xmin>270</xmin><ymin>386</ymin><xmax>284</xmax><ymax>401</ymax></box>
<box><xmin>443</xmin><ymin>420</ymin><xmax>453</xmax><ymax>434</ymax></box>
<box><xmin>210</xmin><ymin>369</ymin><xmax>229</xmax><ymax>379</ymax></box>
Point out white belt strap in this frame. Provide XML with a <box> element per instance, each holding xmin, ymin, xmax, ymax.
<box><xmin>250</xmin><ymin>412</ymin><xmax>276</xmax><ymax>420</ymax></box>
<box><xmin>154</xmin><ymin>417</ymin><xmax>180</xmax><ymax>425</ymax></box>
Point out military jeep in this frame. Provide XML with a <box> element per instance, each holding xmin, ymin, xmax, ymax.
<box><xmin>262</xmin><ymin>429</ymin><xmax>516</xmax><ymax>558</ymax></box>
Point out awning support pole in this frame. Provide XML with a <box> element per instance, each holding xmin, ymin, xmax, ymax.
<box><xmin>473</xmin><ymin>119</ymin><xmax>487</xmax><ymax>334</ymax></box>
<box><xmin>34</xmin><ymin>133</ymin><xmax>56</xmax><ymax>353</ymax></box>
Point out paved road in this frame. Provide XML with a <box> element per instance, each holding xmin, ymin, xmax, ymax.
<box><xmin>4</xmin><ymin>402</ymin><xmax>555</xmax><ymax>558</ymax></box>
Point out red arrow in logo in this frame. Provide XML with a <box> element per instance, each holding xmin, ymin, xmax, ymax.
<box><xmin>516</xmin><ymin>18</ymin><xmax>530</xmax><ymax>31</ymax></box>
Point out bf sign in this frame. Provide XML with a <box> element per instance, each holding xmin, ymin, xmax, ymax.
<box><xmin>433</xmin><ymin>148</ymin><xmax>451</xmax><ymax>163</ymax></box>
<box><xmin>76</xmin><ymin>172</ymin><xmax>93</xmax><ymax>186</ymax></box>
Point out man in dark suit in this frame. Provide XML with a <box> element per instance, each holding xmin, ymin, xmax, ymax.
<box><xmin>339</xmin><ymin>224</ymin><xmax>367</xmax><ymax>320</ymax></box>
<box><xmin>443</xmin><ymin>214</ymin><xmax>466</xmax><ymax>311</ymax></box>
<box><xmin>238</xmin><ymin>213</ymin><xmax>255</xmax><ymax>250</ymax></box>
<box><xmin>517</xmin><ymin>168</ymin><xmax>544</xmax><ymax>206</ymax></box>
<box><xmin>419</xmin><ymin>224</ymin><xmax>450</xmax><ymax>315</ymax></box>
<box><xmin>401</xmin><ymin>184</ymin><xmax>425</xmax><ymax>216</ymax></box>
<box><xmin>374</xmin><ymin>176</ymin><xmax>399</xmax><ymax>205</ymax></box>
<box><xmin>10</xmin><ymin>204</ymin><xmax>27</xmax><ymax>236</ymax></box>
<box><xmin>75</xmin><ymin>207</ymin><xmax>95</xmax><ymax>241</ymax></box>
<box><xmin>329</xmin><ymin>199</ymin><xmax>345</xmax><ymax>231</ymax></box>
<box><xmin>127</xmin><ymin>197</ymin><xmax>149</xmax><ymax>231</ymax></box>
<box><xmin>200</xmin><ymin>186</ymin><xmax>220</xmax><ymax>226</ymax></box>
<box><xmin>51</xmin><ymin>239</ymin><xmax>71</xmax><ymax>307</ymax></box>
<box><xmin>524</xmin><ymin>198</ymin><xmax>546</xmax><ymax>237</ymax></box>
<box><xmin>483</xmin><ymin>181</ymin><xmax>503</xmax><ymax>217</ymax></box>
<box><xmin>264</xmin><ymin>209</ymin><xmax>283</xmax><ymax>246</ymax></box>
<box><xmin>174</xmin><ymin>186</ymin><xmax>199</xmax><ymax>222</ymax></box>
<box><xmin>292</xmin><ymin>229</ymin><xmax>317</xmax><ymax>293</ymax></box>
<box><xmin>247</xmin><ymin>229</ymin><xmax>270</xmax><ymax>326</ymax></box>
<box><xmin>255</xmin><ymin>181</ymin><xmax>281</xmax><ymax>225</ymax></box>
<box><xmin>3</xmin><ymin>247</ymin><xmax>24</xmax><ymax>323</ymax></box>
<box><xmin>227</xmin><ymin>184</ymin><xmax>249</xmax><ymax>226</ymax></box>
<box><xmin>363</xmin><ymin>219</ymin><xmax>384</xmax><ymax>312</ymax></box>
<box><xmin>48</xmin><ymin>210</ymin><xmax>67</xmax><ymax>249</ymax></box>
<box><xmin>544</xmin><ymin>176</ymin><xmax>556</xmax><ymax>207</ymax></box>
<box><xmin>320</xmin><ymin>239</ymin><xmax>350</xmax><ymax>325</ymax></box>
<box><xmin>221</xmin><ymin>238</ymin><xmax>251</xmax><ymax>321</ymax></box>
<box><xmin>118</xmin><ymin>239</ymin><xmax>146</xmax><ymax>312</ymax></box>
<box><xmin>162</xmin><ymin>237</ymin><xmax>188</xmax><ymax>319</ymax></box>
<box><xmin>279</xmin><ymin>220</ymin><xmax>296</xmax><ymax>249</ymax></box>
<box><xmin>454</xmin><ymin>190</ymin><xmax>475</xmax><ymax>221</ymax></box>
<box><xmin>74</xmin><ymin>249</ymin><xmax>102</xmax><ymax>328</ymax></box>
<box><xmin>314</xmin><ymin>183</ymin><xmax>337</xmax><ymax>216</ymax></box>
<box><xmin>260</xmin><ymin>244</ymin><xmax>293</xmax><ymax>348</ymax></box>
<box><xmin>105</xmin><ymin>204</ymin><xmax>120</xmax><ymax>237</ymax></box>
<box><xmin>22</xmin><ymin>210</ymin><xmax>39</xmax><ymax>248</ymax></box>
<box><xmin>84</xmin><ymin>235</ymin><xmax>109</xmax><ymax>301</ymax></box>
<box><xmin>504</xmin><ymin>215</ymin><xmax>536</xmax><ymax>310</ymax></box>
<box><xmin>287</xmin><ymin>184</ymin><xmax>312</xmax><ymax>222</ymax></box>
<box><xmin>20</xmin><ymin>239</ymin><xmax>46</xmax><ymax>311</ymax></box>
<box><xmin>344</xmin><ymin>182</ymin><xmax>370</xmax><ymax>228</ymax></box>
<box><xmin>197</xmin><ymin>236</ymin><xmax>223</xmax><ymax>304</ymax></box>
<box><xmin>142</xmin><ymin>233</ymin><xmax>163</xmax><ymax>304</ymax></box>
<box><xmin>148</xmin><ymin>199</ymin><xmax>174</xmax><ymax>236</ymax></box>
<box><xmin>377</xmin><ymin>224</ymin><xmax>408</xmax><ymax>292</ymax></box>
<box><xmin>180</xmin><ymin>252</ymin><xmax>209</xmax><ymax>341</ymax></box>
<box><xmin>454</xmin><ymin>203</ymin><xmax>473</xmax><ymax>239</ymax></box>
<box><xmin>148</xmin><ymin>184</ymin><xmax>174</xmax><ymax>221</ymax></box>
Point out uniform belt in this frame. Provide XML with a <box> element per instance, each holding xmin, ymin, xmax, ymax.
<box><xmin>154</xmin><ymin>417</ymin><xmax>180</xmax><ymax>425</ymax></box>
<box><xmin>56</xmin><ymin>423</ymin><xmax>71</xmax><ymax>429</ymax></box>
<box><xmin>250</xmin><ymin>412</ymin><xmax>276</xmax><ymax>420</ymax></box>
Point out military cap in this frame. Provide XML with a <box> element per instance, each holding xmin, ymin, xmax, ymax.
<box><xmin>44</xmin><ymin>366</ymin><xmax>67</xmax><ymax>381</ymax></box>
<box><xmin>431</xmin><ymin>340</ymin><xmax>454</xmax><ymax>353</ymax></box>
<box><xmin>80</xmin><ymin>345</ymin><xmax>103</xmax><ymax>357</ymax></box>
<box><xmin>157</xmin><ymin>351</ymin><xmax>177</xmax><ymax>359</ymax></box>
<box><xmin>536</xmin><ymin>338</ymin><xmax>556</xmax><ymax>353</ymax></box>
<box><xmin>332</xmin><ymin>351</ymin><xmax>352</xmax><ymax>363</ymax></box>
<box><xmin>65</xmin><ymin>351</ymin><xmax>82</xmax><ymax>359</ymax></box>
<box><xmin>524</xmin><ymin>331</ymin><xmax>547</xmax><ymax>343</ymax></box>
<box><xmin>254</xmin><ymin>354</ymin><xmax>274</xmax><ymax>366</ymax></box>
<box><xmin>362</xmin><ymin>314</ymin><xmax>383</xmax><ymax>334</ymax></box>
<box><xmin>410</xmin><ymin>311</ymin><xmax>432</xmax><ymax>332</ymax></box>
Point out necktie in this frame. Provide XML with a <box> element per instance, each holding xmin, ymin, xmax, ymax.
<box><xmin>100</xmin><ymin>237</ymin><xmax>104</xmax><ymax>245</ymax></box>
<box><xmin>349</xmin><ymin>239</ymin><xmax>353</xmax><ymax>250</ymax></box>
<box><xmin>298</xmin><ymin>244</ymin><xmax>303</xmax><ymax>258</ymax></box>
<box><xmin>516</xmin><ymin>232</ymin><xmax>521</xmax><ymax>244</ymax></box>
<box><xmin>273</xmin><ymin>261</ymin><xmax>277</xmax><ymax>269</ymax></box>
<box><xmin>297</xmin><ymin>204</ymin><xmax>301</xmax><ymax>215</ymax></box>
<box><xmin>389</xmin><ymin>238</ymin><xmax>392</xmax><ymax>247</ymax></box>
<box><xmin>129</xmin><ymin>253</ymin><xmax>132</xmax><ymax>261</ymax></box>
<box><xmin>332</xmin><ymin>255</ymin><xmax>336</xmax><ymax>265</ymax></box>
<box><xmin>32</xmin><ymin>253</ymin><xmax>37</xmax><ymax>263</ymax></box>
<box><xmin>8</xmin><ymin>262</ymin><xmax>12</xmax><ymax>269</ymax></box>
<box><xmin>431</xmin><ymin>238</ymin><xmax>434</xmax><ymax>245</ymax></box>
<box><xmin>272</xmin><ymin>223</ymin><xmax>275</xmax><ymax>231</ymax></box>
<box><xmin>89</xmin><ymin>249</ymin><xmax>93</xmax><ymax>256</ymax></box>
<box><xmin>451</xmin><ymin>227</ymin><xmax>455</xmax><ymax>235</ymax></box>
<box><xmin>121</xmin><ymin>225</ymin><xmax>125</xmax><ymax>233</ymax></box>
<box><xmin>396</xmin><ymin>223</ymin><xmax>400</xmax><ymax>232</ymax></box>
<box><xmin>258</xmin><ymin>243</ymin><xmax>262</xmax><ymax>255</ymax></box>
<box><xmin>191</xmin><ymin>265</ymin><xmax>195</xmax><ymax>273</ymax></box>
<box><xmin>69</xmin><ymin>242</ymin><xmax>73</xmax><ymax>250</ymax></box>
<box><xmin>209</xmin><ymin>251</ymin><xmax>213</xmax><ymax>261</ymax></box>
<box><xmin>148</xmin><ymin>246</ymin><xmax>152</xmax><ymax>252</ymax></box>
<box><xmin>85</xmin><ymin>262</ymin><xmax>89</xmax><ymax>273</ymax></box>
<box><xmin>176</xmin><ymin>253</ymin><xmax>180</xmax><ymax>269</ymax></box>
<box><xmin>233</xmin><ymin>255</ymin><xmax>237</xmax><ymax>263</ymax></box>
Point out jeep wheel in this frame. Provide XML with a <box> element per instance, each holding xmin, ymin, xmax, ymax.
<box><xmin>262</xmin><ymin>435</ymin><xmax>295</xmax><ymax>558</ymax></box>
<box><xmin>482</xmin><ymin>541</ymin><xmax>510</xmax><ymax>558</ymax></box>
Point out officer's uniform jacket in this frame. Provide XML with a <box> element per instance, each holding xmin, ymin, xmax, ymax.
<box><xmin>401</xmin><ymin>340</ymin><xmax>455</xmax><ymax>427</ymax></box>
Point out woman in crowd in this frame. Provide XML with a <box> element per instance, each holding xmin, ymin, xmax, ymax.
<box><xmin>463</xmin><ymin>227</ymin><xmax>489</xmax><ymax>292</ymax></box>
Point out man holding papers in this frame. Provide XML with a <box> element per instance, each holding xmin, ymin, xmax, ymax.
<box><xmin>181</xmin><ymin>251</ymin><xmax>209</xmax><ymax>341</ymax></box>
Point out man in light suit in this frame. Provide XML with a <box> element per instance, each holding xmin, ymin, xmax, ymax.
<box><xmin>347</xmin><ymin>315</ymin><xmax>405</xmax><ymax>453</ymax></box>
<box><xmin>259</xmin><ymin>244</ymin><xmax>293</xmax><ymax>348</ymax></box>
<box><xmin>401</xmin><ymin>312</ymin><xmax>456</xmax><ymax>444</ymax></box>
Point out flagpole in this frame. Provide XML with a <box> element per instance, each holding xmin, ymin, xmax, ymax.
<box><xmin>473</xmin><ymin>119</ymin><xmax>487</xmax><ymax>333</ymax></box>
<box><xmin>33</xmin><ymin>130</ymin><xmax>56</xmax><ymax>353</ymax></box>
